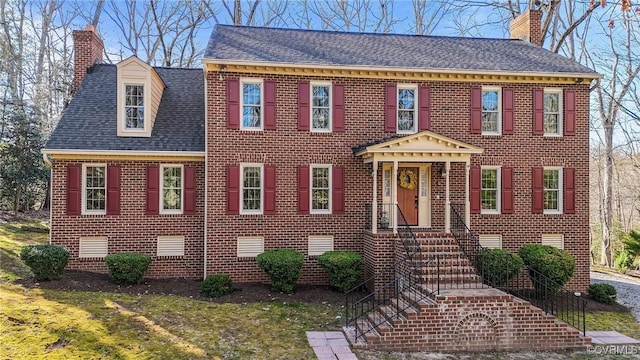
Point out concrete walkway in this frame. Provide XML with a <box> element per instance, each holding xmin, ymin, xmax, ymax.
<box><xmin>587</xmin><ymin>331</ymin><xmax>640</xmax><ymax>345</ymax></box>
<box><xmin>306</xmin><ymin>331</ymin><xmax>357</xmax><ymax>360</ymax></box>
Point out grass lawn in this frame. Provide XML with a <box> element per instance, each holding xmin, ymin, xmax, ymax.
<box><xmin>0</xmin><ymin>218</ymin><xmax>343</xmax><ymax>359</ymax></box>
<box><xmin>4</xmin><ymin>217</ymin><xmax>640</xmax><ymax>359</ymax></box>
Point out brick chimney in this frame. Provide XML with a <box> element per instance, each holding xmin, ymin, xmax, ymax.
<box><xmin>72</xmin><ymin>24</ymin><xmax>104</xmax><ymax>92</ymax></box>
<box><xmin>509</xmin><ymin>9</ymin><xmax>543</xmax><ymax>46</ymax></box>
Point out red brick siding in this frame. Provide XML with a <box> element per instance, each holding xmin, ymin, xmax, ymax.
<box><xmin>206</xmin><ymin>71</ymin><xmax>590</xmax><ymax>290</ymax></box>
<box><xmin>72</xmin><ymin>28</ymin><xmax>103</xmax><ymax>92</ymax></box>
<box><xmin>49</xmin><ymin>160</ymin><xmax>205</xmax><ymax>278</ymax></box>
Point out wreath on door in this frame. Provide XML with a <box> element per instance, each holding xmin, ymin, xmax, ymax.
<box><xmin>398</xmin><ymin>169</ymin><xmax>417</xmax><ymax>190</ymax></box>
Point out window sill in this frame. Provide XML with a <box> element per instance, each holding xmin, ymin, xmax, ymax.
<box><xmin>543</xmin><ymin>211</ymin><xmax>564</xmax><ymax>216</ymax></box>
<box><xmin>481</xmin><ymin>133</ymin><xmax>502</xmax><ymax>137</ymax></box>
<box><xmin>81</xmin><ymin>212</ymin><xmax>107</xmax><ymax>216</ymax></box>
<box><xmin>239</xmin><ymin>128</ymin><xmax>263</xmax><ymax>132</ymax></box>
<box><xmin>543</xmin><ymin>134</ymin><xmax>563</xmax><ymax>138</ymax></box>
<box><xmin>480</xmin><ymin>211</ymin><xmax>501</xmax><ymax>216</ymax></box>
<box><xmin>78</xmin><ymin>256</ymin><xmax>106</xmax><ymax>261</ymax></box>
<box><xmin>156</xmin><ymin>255</ymin><xmax>184</xmax><ymax>259</ymax></box>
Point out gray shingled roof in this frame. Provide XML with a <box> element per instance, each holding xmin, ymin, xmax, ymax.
<box><xmin>45</xmin><ymin>64</ymin><xmax>205</xmax><ymax>152</ymax></box>
<box><xmin>205</xmin><ymin>25</ymin><xmax>597</xmax><ymax>75</ymax></box>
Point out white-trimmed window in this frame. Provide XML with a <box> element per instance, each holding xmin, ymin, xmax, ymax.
<box><xmin>79</xmin><ymin>236</ymin><xmax>108</xmax><ymax>258</ymax></box>
<box><xmin>308</xmin><ymin>235</ymin><xmax>334</xmax><ymax>256</ymax></box>
<box><xmin>241</xmin><ymin>163</ymin><xmax>263</xmax><ymax>214</ymax></box>
<box><xmin>481</xmin><ymin>167</ymin><xmax>500</xmax><ymax>214</ymax></box>
<box><xmin>543</xmin><ymin>167</ymin><xmax>562</xmax><ymax>213</ymax></box>
<box><xmin>237</xmin><ymin>236</ymin><xmax>264</xmax><ymax>257</ymax></box>
<box><xmin>544</xmin><ymin>89</ymin><xmax>563</xmax><ymax>136</ymax></box>
<box><xmin>397</xmin><ymin>84</ymin><xmax>417</xmax><ymax>134</ymax></box>
<box><xmin>124</xmin><ymin>84</ymin><xmax>145</xmax><ymax>130</ymax></box>
<box><xmin>157</xmin><ymin>236</ymin><xmax>185</xmax><ymax>256</ymax></box>
<box><xmin>311</xmin><ymin>82</ymin><xmax>331</xmax><ymax>132</ymax></box>
<box><xmin>241</xmin><ymin>78</ymin><xmax>263</xmax><ymax>130</ymax></box>
<box><xmin>479</xmin><ymin>234</ymin><xmax>502</xmax><ymax>249</ymax></box>
<box><xmin>542</xmin><ymin>234</ymin><xmax>564</xmax><ymax>249</ymax></box>
<box><xmin>161</xmin><ymin>164</ymin><xmax>183</xmax><ymax>214</ymax></box>
<box><xmin>311</xmin><ymin>165</ymin><xmax>331</xmax><ymax>214</ymax></box>
<box><xmin>82</xmin><ymin>164</ymin><xmax>106</xmax><ymax>215</ymax></box>
<box><xmin>482</xmin><ymin>87</ymin><xmax>501</xmax><ymax>135</ymax></box>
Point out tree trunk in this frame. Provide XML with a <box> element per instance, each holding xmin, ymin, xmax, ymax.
<box><xmin>601</xmin><ymin>124</ymin><xmax>614</xmax><ymax>267</ymax></box>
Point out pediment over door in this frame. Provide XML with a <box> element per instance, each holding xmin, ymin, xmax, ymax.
<box><xmin>354</xmin><ymin>130</ymin><xmax>483</xmax><ymax>163</ymax></box>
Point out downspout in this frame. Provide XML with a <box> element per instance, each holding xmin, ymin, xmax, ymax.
<box><xmin>202</xmin><ymin>66</ymin><xmax>208</xmax><ymax>280</ymax></box>
<box><xmin>42</xmin><ymin>152</ymin><xmax>53</xmax><ymax>244</ymax></box>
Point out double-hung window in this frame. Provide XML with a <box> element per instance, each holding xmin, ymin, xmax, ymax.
<box><xmin>241</xmin><ymin>164</ymin><xmax>263</xmax><ymax>214</ymax></box>
<box><xmin>480</xmin><ymin>167</ymin><xmax>500</xmax><ymax>213</ymax></box>
<box><xmin>397</xmin><ymin>85</ymin><xmax>417</xmax><ymax>134</ymax></box>
<box><xmin>124</xmin><ymin>85</ymin><xmax>145</xmax><ymax>130</ymax></box>
<box><xmin>83</xmin><ymin>164</ymin><xmax>106</xmax><ymax>214</ymax></box>
<box><xmin>311</xmin><ymin>165</ymin><xmax>331</xmax><ymax>213</ymax></box>
<box><xmin>544</xmin><ymin>89</ymin><xmax>563</xmax><ymax>136</ymax></box>
<box><xmin>311</xmin><ymin>83</ymin><xmax>331</xmax><ymax>132</ymax></box>
<box><xmin>161</xmin><ymin>165</ymin><xmax>183</xmax><ymax>214</ymax></box>
<box><xmin>543</xmin><ymin>168</ymin><xmax>562</xmax><ymax>213</ymax></box>
<box><xmin>482</xmin><ymin>87</ymin><xmax>501</xmax><ymax>135</ymax></box>
<box><xmin>241</xmin><ymin>79</ymin><xmax>263</xmax><ymax>130</ymax></box>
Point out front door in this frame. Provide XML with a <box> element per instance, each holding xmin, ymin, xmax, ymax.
<box><xmin>397</xmin><ymin>167</ymin><xmax>418</xmax><ymax>225</ymax></box>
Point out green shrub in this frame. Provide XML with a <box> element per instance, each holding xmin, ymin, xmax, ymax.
<box><xmin>104</xmin><ymin>253</ymin><xmax>152</xmax><ymax>285</ymax></box>
<box><xmin>519</xmin><ymin>244</ymin><xmax>576</xmax><ymax>295</ymax></box>
<box><xmin>201</xmin><ymin>274</ymin><xmax>234</xmax><ymax>297</ymax></box>
<box><xmin>19</xmin><ymin>244</ymin><xmax>69</xmax><ymax>281</ymax></box>
<box><xmin>256</xmin><ymin>249</ymin><xmax>303</xmax><ymax>293</ymax></box>
<box><xmin>317</xmin><ymin>251</ymin><xmax>362</xmax><ymax>292</ymax></box>
<box><xmin>477</xmin><ymin>248</ymin><xmax>523</xmax><ymax>287</ymax></box>
<box><xmin>614</xmin><ymin>250</ymin><xmax>633</xmax><ymax>272</ymax></box>
<box><xmin>588</xmin><ymin>283</ymin><xmax>617</xmax><ymax>304</ymax></box>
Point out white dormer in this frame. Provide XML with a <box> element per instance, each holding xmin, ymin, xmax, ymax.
<box><xmin>116</xmin><ymin>56</ymin><xmax>166</xmax><ymax>137</ymax></box>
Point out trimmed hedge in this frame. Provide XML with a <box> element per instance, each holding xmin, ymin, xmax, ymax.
<box><xmin>317</xmin><ymin>251</ymin><xmax>362</xmax><ymax>292</ymax></box>
<box><xmin>256</xmin><ymin>249</ymin><xmax>303</xmax><ymax>293</ymax></box>
<box><xmin>588</xmin><ymin>283</ymin><xmax>617</xmax><ymax>304</ymax></box>
<box><xmin>477</xmin><ymin>248</ymin><xmax>523</xmax><ymax>287</ymax></box>
<box><xmin>19</xmin><ymin>244</ymin><xmax>69</xmax><ymax>281</ymax></box>
<box><xmin>519</xmin><ymin>244</ymin><xmax>575</xmax><ymax>295</ymax></box>
<box><xmin>201</xmin><ymin>274</ymin><xmax>233</xmax><ymax>297</ymax></box>
<box><xmin>104</xmin><ymin>253</ymin><xmax>152</xmax><ymax>285</ymax></box>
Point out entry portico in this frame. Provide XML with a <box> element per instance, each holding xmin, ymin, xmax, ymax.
<box><xmin>354</xmin><ymin>130</ymin><xmax>483</xmax><ymax>234</ymax></box>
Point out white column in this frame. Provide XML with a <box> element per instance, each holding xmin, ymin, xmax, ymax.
<box><xmin>444</xmin><ymin>161</ymin><xmax>451</xmax><ymax>233</ymax></box>
<box><xmin>465</xmin><ymin>160</ymin><xmax>471</xmax><ymax>227</ymax></box>
<box><xmin>372</xmin><ymin>160</ymin><xmax>378</xmax><ymax>234</ymax></box>
<box><xmin>392</xmin><ymin>161</ymin><xmax>398</xmax><ymax>234</ymax></box>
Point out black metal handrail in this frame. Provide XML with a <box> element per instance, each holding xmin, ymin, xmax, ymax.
<box><xmin>449</xmin><ymin>203</ymin><xmax>587</xmax><ymax>336</ymax></box>
<box><xmin>345</xmin><ymin>205</ymin><xmax>427</xmax><ymax>341</ymax></box>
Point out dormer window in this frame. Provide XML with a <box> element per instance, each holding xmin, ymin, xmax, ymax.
<box><xmin>125</xmin><ymin>85</ymin><xmax>145</xmax><ymax>129</ymax></box>
<box><xmin>116</xmin><ymin>56</ymin><xmax>165</xmax><ymax>137</ymax></box>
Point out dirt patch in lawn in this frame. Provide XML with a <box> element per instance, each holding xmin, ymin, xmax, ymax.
<box><xmin>17</xmin><ymin>270</ymin><xmax>349</xmax><ymax>305</ymax></box>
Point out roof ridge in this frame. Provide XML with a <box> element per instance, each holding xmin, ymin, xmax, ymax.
<box><xmin>213</xmin><ymin>23</ymin><xmax>512</xmax><ymax>42</ymax></box>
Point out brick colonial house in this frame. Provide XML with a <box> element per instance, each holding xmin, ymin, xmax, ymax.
<box><xmin>44</xmin><ymin>10</ymin><xmax>599</xmax><ymax>351</ymax></box>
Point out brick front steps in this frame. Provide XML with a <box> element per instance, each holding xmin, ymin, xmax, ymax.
<box><xmin>346</xmin><ymin>234</ymin><xmax>590</xmax><ymax>352</ymax></box>
<box><xmin>345</xmin><ymin>287</ymin><xmax>590</xmax><ymax>352</ymax></box>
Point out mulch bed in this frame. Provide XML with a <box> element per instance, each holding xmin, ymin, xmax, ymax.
<box><xmin>17</xmin><ymin>270</ymin><xmax>348</xmax><ymax>305</ymax></box>
<box><xmin>16</xmin><ymin>270</ymin><xmax>628</xmax><ymax>314</ymax></box>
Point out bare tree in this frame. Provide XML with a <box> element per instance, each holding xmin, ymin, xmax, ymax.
<box><xmin>587</xmin><ymin>9</ymin><xmax>640</xmax><ymax>266</ymax></box>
